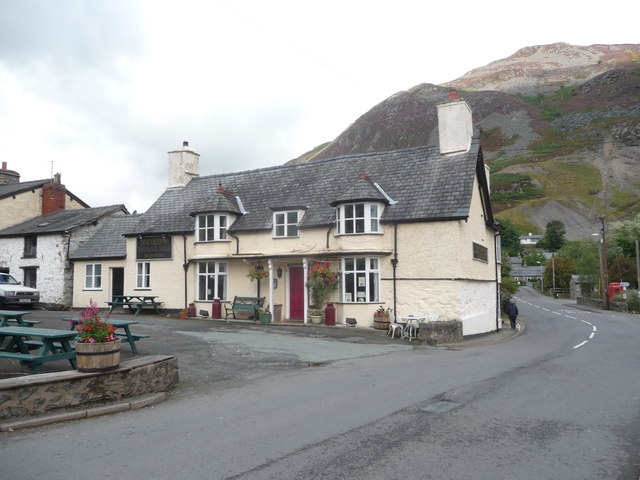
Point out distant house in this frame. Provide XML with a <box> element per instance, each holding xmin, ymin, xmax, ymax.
<box><xmin>0</xmin><ymin>165</ymin><xmax>89</xmax><ymax>232</ymax></box>
<box><xmin>0</xmin><ymin>205</ymin><xmax>128</xmax><ymax>308</ymax></box>
<box><xmin>72</xmin><ymin>96</ymin><xmax>502</xmax><ymax>336</ymax></box>
<box><xmin>520</xmin><ymin>233</ymin><xmax>543</xmax><ymax>246</ymax></box>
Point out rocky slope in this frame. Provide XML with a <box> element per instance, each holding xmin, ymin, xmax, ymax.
<box><xmin>291</xmin><ymin>43</ymin><xmax>640</xmax><ymax>240</ymax></box>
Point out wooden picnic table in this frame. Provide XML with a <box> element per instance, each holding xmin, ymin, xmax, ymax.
<box><xmin>0</xmin><ymin>326</ymin><xmax>77</xmax><ymax>374</ymax></box>
<box><xmin>0</xmin><ymin>310</ymin><xmax>41</xmax><ymax>327</ymax></box>
<box><xmin>63</xmin><ymin>318</ymin><xmax>149</xmax><ymax>354</ymax></box>
<box><xmin>106</xmin><ymin>295</ymin><xmax>162</xmax><ymax>316</ymax></box>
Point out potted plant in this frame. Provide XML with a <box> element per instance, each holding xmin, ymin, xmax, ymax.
<box><xmin>257</xmin><ymin>307</ymin><xmax>272</xmax><ymax>323</ymax></box>
<box><xmin>306</xmin><ymin>262</ymin><xmax>339</xmax><ymax>321</ymax></box>
<box><xmin>309</xmin><ymin>309</ymin><xmax>323</xmax><ymax>324</ymax></box>
<box><xmin>74</xmin><ymin>299</ymin><xmax>121</xmax><ymax>372</ymax></box>
<box><xmin>373</xmin><ymin>305</ymin><xmax>391</xmax><ymax>330</ymax></box>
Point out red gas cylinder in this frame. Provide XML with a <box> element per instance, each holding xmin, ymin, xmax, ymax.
<box><xmin>324</xmin><ymin>302</ymin><xmax>336</xmax><ymax>326</ymax></box>
<box><xmin>212</xmin><ymin>297</ymin><xmax>222</xmax><ymax>319</ymax></box>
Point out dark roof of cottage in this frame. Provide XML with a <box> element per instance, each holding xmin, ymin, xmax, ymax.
<box><xmin>130</xmin><ymin>138</ymin><xmax>489</xmax><ymax>235</ymax></box>
<box><xmin>0</xmin><ymin>205</ymin><xmax>128</xmax><ymax>237</ymax></box>
<box><xmin>0</xmin><ymin>178</ymin><xmax>90</xmax><ymax>207</ymax></box>
<box><xmin>330</xmin><ymin>173</ymin><xmax>389</xmax><ymax>206</ymax></box>
<box><xmin>188</xmin><ymin>186</ymin><xmax>242</xmax><ymax>216</ymax></box>
<box><xmin>70</xmin><ymin>214</ymin><xmax>142</xmax><ymax>260</ymax></box>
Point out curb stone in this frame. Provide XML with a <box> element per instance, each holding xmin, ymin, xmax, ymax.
<box><xmin>0</xmin><ymin>392</ymin><xmax>167</xmax><ymax>432</ymax></box>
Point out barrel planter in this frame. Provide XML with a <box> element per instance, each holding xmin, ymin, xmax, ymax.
<box><xmin>76</xmin><ymin>341</ymin><xmax>121</xmax><ymax>373</ymax></box>
<box><xmin>373</xmin><ymin>316</ymin><xmax>390</xmax><ymax>330</ymax></box>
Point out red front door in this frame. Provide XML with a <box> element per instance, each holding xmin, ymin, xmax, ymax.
<box><xmin>289</xmin><ymin>266</ymin><xmax>304</xmax><ymax>320</ymax></box>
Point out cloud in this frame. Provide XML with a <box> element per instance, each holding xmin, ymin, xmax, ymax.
<box><xmin>0</xmin><ymin>0</ymin><xmax>638</xmax><ymax>212</ymax></box>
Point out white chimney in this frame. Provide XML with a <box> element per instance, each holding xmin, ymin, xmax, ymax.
<box><xmin>436</xmin><ymin>91</ymin><xmax>473</xmax><ymax>156</ymax></box>
<box><xmin>167</xmin><ymin>141</ymin><xmax>200</xmax><ymax>189</ymax></box>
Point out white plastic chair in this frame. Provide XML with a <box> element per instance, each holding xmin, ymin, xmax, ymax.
<box><xmin>388</xmin><ymin>320</ymin><xmax>403</xmax><ymax>339</ymax></box>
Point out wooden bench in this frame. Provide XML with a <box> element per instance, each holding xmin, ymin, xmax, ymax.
<box><xmin>5</xmin><ymin>319</ymin><xmax>41</xmax><ymax>327</ymax></box>
<box><xmin>107</xmin><ymin>298</ymin><xmax>163</xmax><ymax>316</ymax></box>
<box><xmin>225</xmin><ymin>296</ymin><xmax>265</xmax><ymax>319</ymax></box>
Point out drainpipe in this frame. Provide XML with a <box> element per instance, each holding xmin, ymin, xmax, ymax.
<box><xmin>268</xmin><ymin>259</ymin><xmax>274</xmax><ymax>312</ymax></box>
<box><xmin>303</xmin><ymin>258</ymin><xmax>309</xmax><ymax>324</ymax></box>
<box><xmin>183</xmin><ymin>235</ymin><xmax>188</xmax><ymax>310</ymax></box>
<box><xmin>228</xmin><ymin>232</ymin><xmax>240</xmax><ymax>255</ymax></box>
<box><xmin>494</xmin><ymin>230</ymin><xmax>501</xmax><ymax>332</ymax></box>
<box><xmin>326</xmin><ymin>225</ymin><xmax>332</xmax><ymax>249</ymax></box>
<box><xmin>391</xmin><ymin>223</ymin><xmax>398</xmax><ymax>317</ymax></box>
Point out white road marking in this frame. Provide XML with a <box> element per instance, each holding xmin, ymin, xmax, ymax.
<box><xmin>589</xmin><ymin>332</ymin><xmax>595</xmax><ymax>339</ymax></box>
<box><xmin>573</xmin><ymin>341</ymin><xmax>588</xmax><ymax>349</ymax></box>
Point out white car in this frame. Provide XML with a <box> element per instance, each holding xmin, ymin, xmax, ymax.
<box><xmin>0</xmin><ymin>273</ymin><xmax>40</xmax><ymax>308</ymax></box>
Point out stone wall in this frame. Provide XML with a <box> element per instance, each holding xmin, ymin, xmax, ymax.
<box><xmin>0</xmin><ymin>355</ymin><xmax>178</xmax><ymax>419</ymax></box>
<box><xmin>418</xmin><ymin>320</ymin><xmax>463</xmax><ymax>345</ymax></box>
<box><xmin>576</xmin><ymin>296</ymin><xmax>628</xmax><ymax>313</ymax></box>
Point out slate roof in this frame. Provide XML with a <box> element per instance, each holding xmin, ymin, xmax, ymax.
<box><xmin>330</xmin><ymin>173</ymin><xmax>390</xmax><ymax>206</ymax></box>
<box><xmin>0</xmin><ymin>205</ymin><xmax>128</xmax><ymax>237</ymax></box>
<box><xmin>0</xmin><ymin>178</ymin><xmax>90</xmax><ymax>206</ymax></box>
<box><xmin>130</xmin><ymin>138</ymin><xmax>489</xmax><ymax>236</ymax></box>
<box><xmin>70</xmin><ymin>214</ymin><xmax>142</xmax><ymax>260</ymax></box>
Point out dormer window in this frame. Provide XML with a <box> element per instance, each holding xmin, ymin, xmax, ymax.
<box><xmin>197</xmin><ymin>213</ymin><xmax>228</xmax><ymax>242</ymax></box>
<box><xmin>336</xmin><ymin>202</ymin><xmax>382</xmax><ymax>234</ymax></box>
<box><xmin>273</xmin><ymin>211</ymin><xmax>300</xmax><ymax>238</ymax></box>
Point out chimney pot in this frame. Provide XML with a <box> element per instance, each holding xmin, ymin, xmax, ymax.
<box><xmin>183</xmin><ymin>141</ymin><xmax>189</xmax><ymax>148</ymax></box>
<box><xmin>1</xmin><ymin>162</ymin><xmax>6</xmax><ymax>170</ymax></box>
<box><xmin>448</xmin><ymin>90</ymin><xmax>458</xmax><ymax>100</ymax></box>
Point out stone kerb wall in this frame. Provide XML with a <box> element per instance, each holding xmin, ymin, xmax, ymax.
<box><xmin>418</xmin><ymin>320</ymin><xmax>463</xmax><ymax>345</ymax></box>
<box><xmin>0</xmin><ymin>355</ymin><xmax>178</xmax><ymax>420</ymax></box>
<box><xmin>577</xmin><ymin>296</ymin><xmax>628</xmax><ymax>313</ymax></box>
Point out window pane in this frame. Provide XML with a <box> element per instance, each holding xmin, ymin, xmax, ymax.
<box><xmin>355</xmin><ymin>203</ymin><xmax>365</xmax><ymax>217</ymax></box>
<box><xmin>355</xmin><ymin>219</ymin><xmax>365</xmax><ymax>233</ymax></box>
<box><xmin>276</xmin><ymin>225</ymin><xmax>285</xmax><ymax>237</ymax></box>
<box><xmin>345</xmin><ymin>219</ymin><xmax>354</xmax><ymax>234</ymax></box>
<box><xmin>370</xmin><ymin>204</ymin><xmax>378</xmax><ymax>217</ymax></box>
<box><xmin>345</xmin><ymin>258</ymin><xmax>354</xmax><ymax>271</ymax></box>
<box><xmin>275</xmin><ymin>213</ymin><xmax>284</xmax><ymax>225</ymax></box>
<box><xmin>217</xmin><ymin>275</ymin><xmax>226</xmax><ymax>299</ymax></box>
<box><xmin>345</xmin><ymin>272</ymin><xmax>355</xmax><ymax>302</ymax></box>
<box><xmin>356</xmin><ymin>258</ymin><xmax>366</xmax><ymax>270</ymax></box>
<box><xmin>287</xmin><ymin>211</ymin><xmax>297</xmax><ymax>223</ymax></box>
<box><xmin>289</xmin><ymin>225</ymin><xmax>298</xmax><ymax>236</ymax></box>
<box><xmin>345</xmin><ymin>204</ymin><xmax>354</xmax><ymax>218</ymax></box>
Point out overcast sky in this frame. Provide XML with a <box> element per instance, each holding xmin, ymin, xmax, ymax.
<box><xmin>0</xmin><ymin>0</ymin><xmax>637</xmax><ymax>213</ymax></box>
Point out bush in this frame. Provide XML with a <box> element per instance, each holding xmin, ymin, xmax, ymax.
<box><xmin>627</xmin><ymin>291</ymin><xmax>640</xmax><ymax>313</ymax></box>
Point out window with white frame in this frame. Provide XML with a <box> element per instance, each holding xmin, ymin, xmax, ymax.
<box><xmin>136</xmin><ymin>262</ymin><xmax>151</xmax><ymax>289</ymax></box>
<box><xmin>197</xmin><ymin>213</ymin><xmax>228</xmax><ymax>242</ymax></box>
<box><xmin>341</xmin><ymin>257</ymin><xmax>380</xmax><ymax>303</ymax></box>
<box><xmin>197</xmin><ymin>261</ymin><xmax>227</xmax><ymax>301</ymax></box>
<box><xmin>336</xmin><ymin>202</ymin><xmax>381</xmax><ymax>234</ymax></box>
<box><xmin>84</xmin><ymin>264</ymin><xmax>102</xmax><ymax>289</ymax></box>
<box><xmin>273</xmin><ymin>211</ymin><xmax>299</xmax><ymax>238</ymax></box>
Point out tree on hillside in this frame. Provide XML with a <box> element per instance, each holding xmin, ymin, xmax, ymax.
<box><xmin>523</xmin><ymin>250</ymin><xmax>546</xmax><ymax>267</ymax></box>
<box><xmin>558</xmin><ymin>240</ymin><xmax>599</xmax><ymax>295</ymax></box>
<box><xmin>498</xmin><ymin>219</ymin><xmax>523</xmax><ymax>256</ymax></box>
<box><xmin>538</xmin><ymin>220</ymin><xmax>566</xmax><ymax>252</ymax></box>
<box><xmin>609</xmin><ymin>214</ymin><xmax>640</xmax><ymax>289</ymax></box>
<box><xmin>544</xmin><ymin>255</ymin><xmax>575</xmax><ymax>293</ymax></box>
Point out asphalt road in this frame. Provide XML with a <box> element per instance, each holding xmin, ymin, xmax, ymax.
<box><xmin>1</xmin><ymin>290</ymin><xmax>639</xmax><ymax>480</ymax></box>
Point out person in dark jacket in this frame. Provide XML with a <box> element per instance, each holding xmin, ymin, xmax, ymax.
<box><xmin>506</xmin><ymin>298</ymin><xmax>519</xmax><ymax>330</ymax></box>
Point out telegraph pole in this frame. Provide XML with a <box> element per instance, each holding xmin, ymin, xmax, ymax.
<box><xmin>600</xmin><ymin>216</ymin><xmax>610</xmax><ymax>310</ymax></box>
